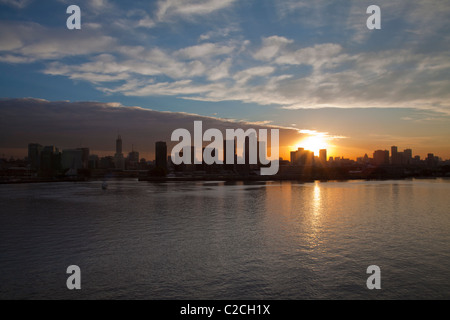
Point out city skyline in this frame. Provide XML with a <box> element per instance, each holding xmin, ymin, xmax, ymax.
<box><xmin>15</xmin><ymin>134</ymin><xmax>450</xmax><ymax>166</ymax></box>
<box><xmin>2</xmin><ymin>133</ymin><xmax>447</xmax><ymax>183</ymax></box>
<box><xmin>0</xmin><ymin>98</ymin><xmax>449</xmax><ymax>162</ymax></box>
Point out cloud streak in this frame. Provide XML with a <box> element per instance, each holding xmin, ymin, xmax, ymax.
<box><xmin>0</xmin><ymin>98</ymin><xmax>304</xmax><ymax>159</ymax></box>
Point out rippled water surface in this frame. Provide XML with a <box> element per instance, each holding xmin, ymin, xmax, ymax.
<box><xmin>0</xmin><ymin>179</ymin><xmax>449</xmax><ymax>299</ymax></box>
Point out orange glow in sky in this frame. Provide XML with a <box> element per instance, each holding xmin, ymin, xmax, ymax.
<box><xmin>295</xmin><ymin>135</ymin><xmax>329</xmax><ymax>156</ymax></box>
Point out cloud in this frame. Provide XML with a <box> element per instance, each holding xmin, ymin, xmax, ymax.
<box><xmin>175</xmin><ymin>43</ymin><xmax>235</xmax><ymax>59</ymax></box>
<box><xmin>199</xmin><ymin>25</ymin><xmax>240</xmax><ymax>41</ymax></box>
<box><xmin>28</xmin><ymin>30</ymin><xmax>449</xmax><ymax>116</ymax></box>
<box><xmin>0</xmin><ymin>98</ymin><xmax>303</xmax><ymax>158</ymax></box>
<box><xmin>233</xmin><ymin>66</ymin><xmax>276</xmax><ymax>85</ymax></box>
<box><xmin>0</xmin><ymin>21</ymin><xmax>116</xmax><ymax>62</ymax></box>
<box><xmin>274</xmin><ymin>43</ymin><xmax>346</xmax><ymax>69</ymax></box>
<box><xmin>156</xmin><ymin>0</ymin><xmax>237</xmax><ymax>22</ymax></box>
<box><xmin>0</xmin><ymin>0</ymin><xmax>32</xmax><ymax>8</ymax></box>
<box><xmin>253</xmin><ymin>36</ymin><xmax>294</xmax><ymax>61</ymax></box>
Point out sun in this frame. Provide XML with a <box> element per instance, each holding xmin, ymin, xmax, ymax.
<box><xmin>295</xmin><ymin>136</ymin><xmax>328</xmax><ymax>156</ymax></box>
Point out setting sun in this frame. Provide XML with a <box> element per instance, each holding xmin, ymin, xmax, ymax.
<box><xmin>295</xmin><ymin>136</ymin><xmax>328</xmax><ymax>156</ymax></box>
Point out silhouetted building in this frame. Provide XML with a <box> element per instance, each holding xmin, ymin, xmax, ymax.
<box><xmin>114</xmin><ymin>135</ymin><xmax>125</xmax><ymax>170</ymax></box>
<box><xmin>427</xmin><ymin>153</ymin><xmax>437</xmax><ymax>167</ymax></box>
<box><xmin>89</xmin><ymin>155</ymin><xmax>99</xmax><ymax>169</ymax></box>
<box><xmin>61</xmin><ymin>149</ymin><xmax>83</xmax><ymax>171</ymax></box>
<box><xmin>294</xmin><ymin>148</ymin><xmax>314</xmax><ymax>166</ymax></box>
<box><xmin>319</xmin><ymin>149</ymin><xmax>327</xmax><ymax>165</ymax></box>
<box><xmin>155</xmin><ymin>141</ymin><xmax>167</xmax><ymax>170</ymax></box>
<box><xmin>373</xmin><ymin>150</ymin><xmax>390</xmax><ymax>166</ymax></box>
<box><xmin>290</xmin><ymin>151</ymin><xmax>297</xmax><ymax>164</ymax></box>
<box><xmin>79</xmin><ymin>148</ymin><xmax>90</xmax><ymax>169</ymax></box>
<box><xmin>40</xmin><ymin>146</ymin><xmax>61</xmax><ymax>176</ymax></box>
<box><xmin>127</xmin><ymin>149</ymin><xmax>140</xmax><ymax>170</ymax></box>
<box><xmin>391</xmin><ymin>146</ymin><xmax>400</xmax><ymax>165</ymax></box>
<box><xmin>403</xmin><ymin>149</ymin><xmax>412</xmax><ymax>165</ymax></box>
<box><xmin>139</xmin><ymin>158</ymin><xmax>149</xmax><ymax>170</ymax></box>
<box><xmin>116</xmin><ymin>135</ymin><xmax>122</xmax><ymax>154</ymax></box>
<box><xmin>28</xmin><ymin>143</ymin><xmax>43</xmax><ymax>171</ymax></box>
<box><xmin>100</xmin><ymin>156</ymin><xmax>115</xmax><ymax>169</ymax></box>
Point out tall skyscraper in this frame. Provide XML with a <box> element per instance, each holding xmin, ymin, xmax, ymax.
<box><xmin>296</xmin><ymin>148</ymin><xmax>305</xmax><ymax>165</ymax></box>
<box><xmin>293</xmin><ymin>148</ymin><xmax>313</xmax><ymax>166</ymax></box>
<box><xmin>116</xmin><ymin>135</ymin><xmax>122</xmax><ymax>155</ymax></box>
<box><xmin>128</xmin><ymin>151</ymin><xmax>139</xmax><ymax>162</ymax></box>
<box><xmin>40</xmin><ymin>146</ymin><xmax>61</xmax><ymax>176</ymax></box>
<box><xmin>319</xmin><ymin>149</ymin><xmax>327</xmax><ymax>164</ymax></box>
<box><xmin>114</xmin><ymin>135</ymin><xmax>125</xmax><ymax>170</ymax></box>
<box><xmin>391</xmin><ymin>146</ymin><xmax>398</xmax><ymax>156</ymax></box>
<box><xmin>124</xmin><ymin>145</ymin><xmax>140</xmax><ymax>170</ymax></box>
<box><xmin>155</xmin><ymin>141</ymin><xmax>167</xmax><ymax>170</ymax></box>
<box><xmin>404</xmin><ymin>149</ymin><xmax>412</xmax><ymax>165</ymax></box>
<box><xmin>290</xmin><ymin>151</ymin><xmax>297</xmax><ymax>164</ymax></box>
<box><xmin>28</xmin><ymin>143</ymin><xmax>43</xmax><ymax>171</ymax></box>
<box><xmin>79</xmin><ymin>148</ymin><xmax>90</xmax><ymax>169</ymax></box>
<box><xmin>391</xmin><ymin>146</ymin><xmax>402</xmax><ymax>165</ymax></box>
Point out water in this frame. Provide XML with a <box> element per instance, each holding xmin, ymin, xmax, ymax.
<box><xmin>0</xmin><ymin>179</ymin><xmax>449</xmax><ymax>300</ymax></box>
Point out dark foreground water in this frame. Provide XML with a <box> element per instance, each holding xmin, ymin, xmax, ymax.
<box><xmin>0</xmin><ymin>179</ymin><xmax>449</xmax><ymax>300</ymax></box>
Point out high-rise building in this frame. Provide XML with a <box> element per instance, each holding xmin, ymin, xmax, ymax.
<box><xmin>290</xmin><ymin>151</ymin><xmax>297</xmax><ymax>165</ymax></box>
<box><xmin>391</xmin><ymin>146</ymin><xmax>398</xmax><ymax>156</ymax></box>
<box><xmin>100</xmin><ymin>156</ymin><xmax>115</xmax><ymax>169</ymax></box>
<box><xmin>127</xmin><ymin>149</ymin><xmax>140</xmax><ymax>170</ymax></box>
<box><xmin>363</xmin><ymin>154</ymin><xmax>370</xmax><ymax>164</ymax></box>
<box><xmin>155</xmin><ymin>141</ymin><xmax>167</xmax><ymax>170</ymax></box>
<box><xmin>292</xmin><ymin>148</ymin><xmax>314</xmax><ymax>166</ymax></box>
<box><xmin>296</xmin><ymin>148</ymin><xmax>305</xmax><ymax>165</ymax></box>
<box><xmin>116</xmin><ymin>135</ymin><xmax>122</xmax><ymax>155</ymax></box>
<box><xmin>319</xmin><ymin>149</ymin><xmax>327</xmax><ymax>164</ymax></box>
<box><xmin>79</xmin><ymin>148</ymin><xmax>90</xmax><ymax>169</ymax></box>
<box><xmin>427</xmin><ymin>153</ymin><xmax>436</xmax><ymax>167</ymax></box>
<box><xmin>403</xmin><ymin>149</ymin><xmax>412</xmax><ymax>165</ymax></box>
<box><xmin>40</xmin><ymin>146</ymin><xmax>61</xmax><ymax>176</ymax></box>
<box><xmin>114</xmin><ymin>135</ymin><xmax>125</xmax><ymax>170</ymax></box>
<box><xmin>305</xmin><ymin>150</ymin><xmax>314</xmax><ymax>166</ymax></box>
<box><xmin>373</xmin><ymin>150</ymin><xmax>390</xmax><ymax>165</ymax></box>
<box><xmin>61</xmin><ymin>149</ymin><xmax>83</xmax><ymax>171</ymax></box>
<box><xmin>28</xmin><ymin>143</ymin><xmax>43</xmax><ymax>171</ymax></box>
<box><xmin>89</xmin><ymin>155</ymin><xmax>99</xmax><ymax>169</ymax></box>
<box><xmin>391</xmin><ymin>146</ymin><xmax>401</xmax><ymax>165</ymax></box>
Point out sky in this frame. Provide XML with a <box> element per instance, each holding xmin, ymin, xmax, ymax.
<box><xmin>0</xmin><ymin>0</ymin><xmax>449</xmax><ymax>160</ymax></box>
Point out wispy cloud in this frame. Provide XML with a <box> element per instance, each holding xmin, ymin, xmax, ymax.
<box><xmin>156</xmin><ymin>0</ymin><xmax>237</xmax><ymax>22</ymax></box>
<box><xmin>0</xmin><ymin>0</ymin><xmax>32</xmax><ymax>9</ymax></box>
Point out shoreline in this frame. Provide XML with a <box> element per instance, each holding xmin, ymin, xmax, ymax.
<box><xmin>0</xmin><ymin>175</ymin><xmax>448</xmax><ymax>185</ymax></box>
